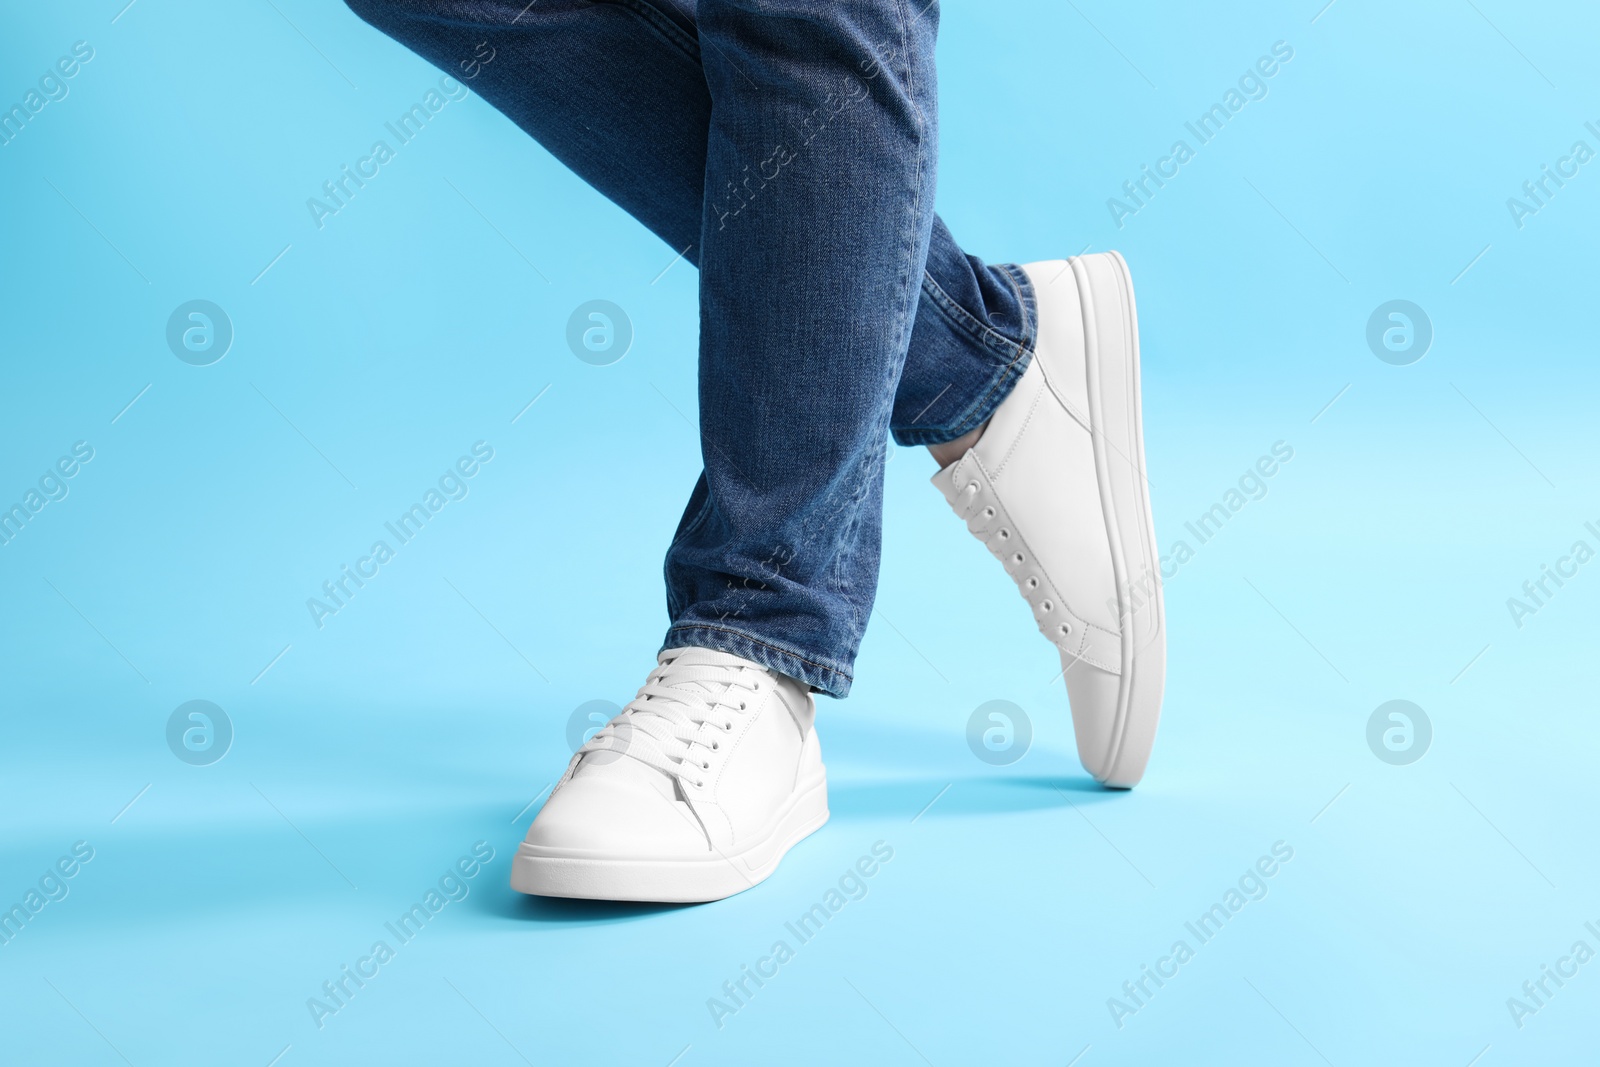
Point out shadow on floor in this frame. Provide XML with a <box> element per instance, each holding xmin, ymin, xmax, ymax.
<box><xmin>828</xmin><ymin>772</ymin><xmax>1121</xmax><ymax>821</ymax></box>
<box><xmin>484</xmin><ymin>889</ymin><xmax>697</xmax><ymax>925</ymax></box>
<box><xmin>479</xmin><ymin>772</ymin><xmax>1128</xmax><ymax>924</ymax></box>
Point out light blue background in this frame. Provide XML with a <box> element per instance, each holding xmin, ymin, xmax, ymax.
<box><xmin>2</xmin><ymin>0</ymin><xmax>1597</xmax><ymax>1063</ymax></box>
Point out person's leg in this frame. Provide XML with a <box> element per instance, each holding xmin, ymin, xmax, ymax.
<box><xmin>357</xmin><ymin>0</ymin><xmax>947</xmax><ymax>902</ymax></box>
<box><xmin>659</xmin><ymin>0</ymin><xmax>940</xmax><ymax>695</ymax></box>
<box><xmin>341</xmin><ymin>0</ymin><xmax>1033</xmax><ymax>464</ymax></box>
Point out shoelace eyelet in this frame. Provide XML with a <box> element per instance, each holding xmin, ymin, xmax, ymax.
<box><xmin>1013</xmin><ymin>552</ymin><xmax>1024</xmax><ymax>565</ymax></box>
<box><xmin>1060</xmin><ymin>623</ymin><xmax>1072</xmax><ymax>636</ymax></box>
<box><xmin>1026</xmin><ymin>578</ymin><xmax>1038</xmax><ymax>590</ymax></box>
<box><xmin>998</xmin><ymin>529</ymin><xmax>1010</xmax><ymax>540</ymax></box>
<box><xmin>983</xmin><ymin>507</ymin><xmax>995</xmax><ymax>519</ymax></box>
<box><xmin>1040</xmin><ymin>600</ymin><xmax>1053</xmax><ymax>613</ymax></box>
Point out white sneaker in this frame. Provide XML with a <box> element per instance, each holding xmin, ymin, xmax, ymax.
<box><xmin>934</xmin><ymin>253</ymin><xmax>1165</xmax><ymax>787</ymax></box>
<box><xmin>511</xmin><ymin>647</ymin><xmax>829</xmax><ymax>902</ymax></box>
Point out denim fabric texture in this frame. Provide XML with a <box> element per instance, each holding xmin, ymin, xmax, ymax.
<box><xmin>344</xmin><ymin>0</ymin><xmax>1037</xmax><ymax>695</ymax></box>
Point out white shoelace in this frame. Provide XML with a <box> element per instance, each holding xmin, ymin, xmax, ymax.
<box><xmin>578</xmin><ymin>649</ymin><xmax>766</xmax><ymax>789</ymax></box>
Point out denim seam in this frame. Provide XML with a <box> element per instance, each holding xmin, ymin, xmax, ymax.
<box><xmin>368</xmin><ymin>1</ymin><xmax>702</xmax><ymax>67</ymax></box>
<box><xmin>986</xmin><ymin>262</ymin><xmax>1037</xmax><ymax>367</ymax></box>
<box><xmin>897</xmin><ymin>340</ymin><xmax>1026</xmax><ymax>442</ymax></box>
<box><xmin>953</xmin><ymin>351</ymin><xmax>1024</xmax><ymax>437</ymax></box>
<box><xmin>833</xmin><ymin>0</ymin><xmax>925</xmax><ymax>648</ymax></box>
<box><xmin>865</xmin><ymin>0</ymin><xmax>922</xmax><ymax>639</ymax></box>
<box><xmin>592</xmin><ymin>0</ymin><xmax>701</xmax><ymax>65</ymax></box>
<box><xmin>663</xmin><ymin>484</ymin><xmax>716</xmax><ymax>620</ymax></box>
<box><xmin>896</xmin><ymin>262</ymin><xmax>1036</xmax><ymax>443</ymax></box>
<box><xmin>663</xmin><ymin>622</ymin><xmax>853</xmax><ymax>691</ymax></box>
<box><xmin>918</xmin><ymin>271</ymin><xmax>1023</xmax><ymax>363</ymax></box>
<box><xmin>999</xmin><ymin>262</ymin><xmax>1037</xmax><ymax>348</ymax></box>
<box><xmin>832</xmin><ymin>414</ymin><xmax>889</xmax><ymax>645</ymax></box>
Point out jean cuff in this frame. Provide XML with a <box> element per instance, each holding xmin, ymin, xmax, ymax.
<box><xmin>662</xmin><ymin>622</ymin><xmax>854</xmax><ymax>698</ymax></box>
<box><xmin>891</xmin><ymin>263</ymin><xmax>1036</xmax><ymax>447</ymax></box>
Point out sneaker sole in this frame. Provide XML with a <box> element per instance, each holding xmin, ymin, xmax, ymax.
<box><xmin>510</xmin><ymin>774</ymin><xmax>830</xmax><ymax>903</ymax></box>
<box><xmin>1071</xmin><ymin>252</ymin><xmax>1166</xmax><ymax>788</ymax></box>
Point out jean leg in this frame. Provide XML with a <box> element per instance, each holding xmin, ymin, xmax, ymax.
<box><xmin>651</xmin><ymin>0</ymin><xmax>939</xmax><ymax>696</ymax></box>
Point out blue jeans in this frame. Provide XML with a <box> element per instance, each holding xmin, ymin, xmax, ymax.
<box><xmin>344</xmin><ymin>0</ymin><xmax>1035</xmax><ymax>696</ymax></box>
